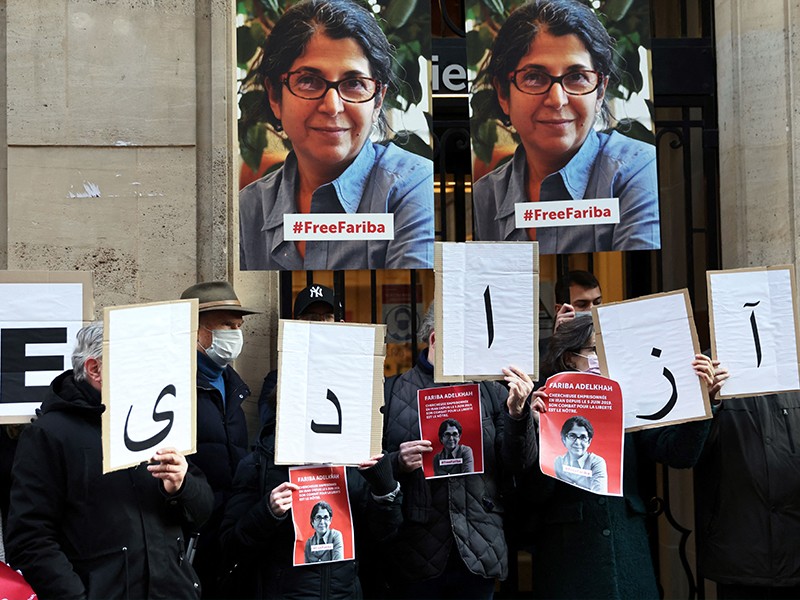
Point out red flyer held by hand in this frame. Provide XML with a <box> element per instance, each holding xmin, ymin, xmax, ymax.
<box><xmin>417</xmin><ymin>383</ymin><xmax>484</xmax><ymax>479</ymax></box>
<box><xmin>539</xmin><ymin>372</ymin><xmax>624</xmax><ymax>496</ymax></box>
<box><xmin>289</xmin><ymin>465</ymin><xmax>355</xmax><ymax>567</ymax></box>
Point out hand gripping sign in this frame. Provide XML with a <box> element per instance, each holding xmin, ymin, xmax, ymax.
<box><xmin>0</xmin><ymin>271</ymin><xmax>94</xmax><ymax>424</ymax></box>
<box><xmin>434</xmin><ymin>242</ymin><xmax>539</xmax><ymax>382</ymax></box>
<box><xmin>707</xmin><ymin>266</ymin><xmax>800</xmax><ymax>398</ymax></box>
<box><xmin>538</xmin><ymin>372</ymin><xmax>624</xmax><ymax>497</ymax></box>
<box><xmin>102</xmin><ymin>300</ymin><xmax>198</xmax><ymax>473</ymax></box>
<box><xmin>593</xmin><ymin>290</ymin><xmax>711</xmax><ymax>431</ymax></box>
<box><xmin>275</xmin><ymin>320</ymin><xmax>386</xmax><ymax>465</ymax></box>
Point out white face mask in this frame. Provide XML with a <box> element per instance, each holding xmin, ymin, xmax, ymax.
<box><xmin>586</xmin><ymin>354</ymin><xmax>601</xmax><ymax>375</ymax></box>
<box><xmin>204</xmin><ymin>329</ymin><xmax>243</xmax><ymax>367</ymax></box>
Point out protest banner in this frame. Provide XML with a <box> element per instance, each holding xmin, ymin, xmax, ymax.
<box><xmin>0</xmin><ymin>271</ymin><xmax>93</xmax><ymax>424</ymax></box>
<box><xmin>417</xmin><ymin>383</ymin><xmax>483</xmax><ymax>479</ymax></box>
<box><xmin>708</xmin><ymin>265</ymin><xmax>800</xmax><ymax>398</ymax></box>
<box><xmin>101</xmin><ymin>300</ymin><xmax>197</xmax><ymax>473</ymax></box>
<box><xmin>289</xmin><ymin>465</ymin><xmax>355</xmax><ymax>566</ymax></box>
<box><xmin>538</xmin><ymin>372</ymin><xmax>624</xmax><ymax>496</ymax></box>
<box><xmin>275</xmin><ymin>320</ymin><xmax>385</xmax><ymax>465</ymax></box>
<box><xmin>594</xmin><ymin>289</ymin><xmax>711</xmax><ymax>431</ymax></box>
<box><xmin>434</xmin><ymin>241</ymin><xmax>539</xmax><ymax>382</ymax></box>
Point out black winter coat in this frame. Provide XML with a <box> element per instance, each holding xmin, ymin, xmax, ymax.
<box><xmin>189</xmin><ymin>361</ymin><xmax>251</xmax><ymax>596</ymax></box>
<box><xmin>525</xmin><ymin>420</ymin><xmax>710</xmax><ymax>599</ymax></box>
<box><xmin>219</xmin><ymin>424</ymin><xmax>402</xmax><ymax>599</ymax></box>
<box><xmin>696</xmin><ymin>393</ymin><xmax>800</xmax><ymax>586</ymax></box>
<box><xmin>382</xmin><ymin>351</ymin><xmax>537</xmax><ymax>584</ymax></box>
<box><xmin>6</xmin><ymin>370</ymin><xmax>213</xmax><ymax>600</ymax></box>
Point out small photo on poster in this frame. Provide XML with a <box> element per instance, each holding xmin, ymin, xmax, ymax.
<box><xmin>417</xmin><ymin>384</ymin><xmax>484</xmax><ymax>479</ymax></box>
<box><xmin>538</xmin><ymin>372</ymin><xmax>624</xmax><ymax>496</ymax></box>
<box><xmin>289</xmin><ymin>465</ymin><xmax>355</xmax><ymax>567</ymax></box>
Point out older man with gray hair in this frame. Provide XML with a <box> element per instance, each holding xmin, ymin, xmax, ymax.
<box><xmin>6</xmin><ymin>322</ymin><xmax>213</xmax><ymax>599</ymax></box>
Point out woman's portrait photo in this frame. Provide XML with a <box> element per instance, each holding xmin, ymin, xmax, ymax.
<box><xmin>554</xmin><ymin>414</ymin><xmax>608</xmax><ymax>493</ymax></box>
<box><xmin>432</xmin><ymin>418</ymin><xmax>475</xmax><ymax>476</ymax></box>
<box><xmin>304</xmin><ymin>501</ymin><xmax>345</xmax><ymax>563</ymax></box>
<box><xmin>468</xmin><ymin>0</ymin><xmax>660</xmax><ymax>254</ymax></box>
<box><xmin>238</xmin><ymin>0</ymin><xmax>434</xmax><ymax>271</ymax></box>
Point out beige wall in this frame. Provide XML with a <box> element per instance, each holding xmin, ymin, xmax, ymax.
<box><xmin>2</xmin><ymin>0</ymin><xmax>277</xmax><ymax>433</ymax></box>
<box><xmin>716</xmin><ymin>0</ymin><xmax>800</xmax><ymax>270</ymax></box>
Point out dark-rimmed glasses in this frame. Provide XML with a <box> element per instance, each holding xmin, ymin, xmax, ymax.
<box><xmin>509</xmin><ymin>68</ymin><xmax>602</xmax><ymax>96</ymax></box>
<box><xmin>566</xmin><ymin>433</ymin><xmax>590</xmax><ymax>443</ymax></box>
<box><xmin>282</xmin><ymin>71</ymin><xmax>382</xmax><ymax>103</ymax></box>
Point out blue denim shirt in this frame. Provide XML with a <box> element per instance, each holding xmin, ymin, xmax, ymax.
<box><xmin>472</xmin><ymin>130</ymin><xmax>660</xmax><ymax>253</ymax></box>
<box><xmin>239</xmin><ymin>141</ymin><xmax>434</xmax><ymax>271</ymax></box>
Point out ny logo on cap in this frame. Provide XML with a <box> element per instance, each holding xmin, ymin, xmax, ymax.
<box><xmin>310</xmin><ymin>286</ymin><xmax>323</xmax><ymax>298</ymax></box>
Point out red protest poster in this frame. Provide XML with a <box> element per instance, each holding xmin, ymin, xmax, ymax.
<box><xmin>538</xmin><ymin>372</ymin><xmax>624</xmax><ymax>496</ymax></box>
<box><xmin>289</xmin><ymin>465</ymin><xmax>355</xmax><ymax>567</ymax></box>
<box><xmin>417</xmin><ymin>383</ymin><xmax>484</xmax><ymax>479</ymax></box>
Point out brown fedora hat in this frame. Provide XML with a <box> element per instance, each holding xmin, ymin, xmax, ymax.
<box><xmin>180</xmin><ymin>281</ymin><xmax>260</xmax><ymax>315</ymax></box>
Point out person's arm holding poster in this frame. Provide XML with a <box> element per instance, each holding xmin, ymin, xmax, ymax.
<box><xmin>498</xmin><ymin>365</ymin><xmax>540</xmax><ymax>473</ymax></box>
<box><xmin>219</xmin><ymin>452</ymin><xmax>296</xmax><ymax>559</ymax></box>
<box><xmin>638</xmin><ymin>355</ymin><xmax>728</xmax><ymax>467</ymax></box>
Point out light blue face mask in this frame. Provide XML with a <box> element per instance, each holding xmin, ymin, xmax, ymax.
<box><xmin>204</xmin><ymin>328</ymin><xmax>243</xmax><ymax>367</ymax></box>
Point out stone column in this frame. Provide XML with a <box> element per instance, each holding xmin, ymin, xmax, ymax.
<box><xmin>716</xmin><ymin>0</ymin><xmax>800</xmax><ymax>269</ymax></box>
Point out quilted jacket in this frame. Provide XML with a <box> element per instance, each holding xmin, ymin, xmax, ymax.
<box><xmin>382</xmin><ymin>350</ymin><xmax>536</xmax><ymax>583</ymax></box>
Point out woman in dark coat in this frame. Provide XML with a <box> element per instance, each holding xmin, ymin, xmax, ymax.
<box><xmin>526</xmin><ymin>316</ymin><xmax>723</xmax><ymax>598</ymax></box>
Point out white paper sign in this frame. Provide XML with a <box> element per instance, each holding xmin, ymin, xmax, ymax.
<box><xmin>102</xmin><ymin>300</ymin><xmax>197</xmax><ymax>473</ymax></box>
<box><xmin>594</xmin><ymin>290</ymin><xmax>710</xmax><ymax>431</ymax></box>
<box><xmin>708</xmin><ymin>266</ymin><xmax>800</xmax><ymax>397</ymax></box>
<box><xmin>0</xmin><ymin>273</ymin><xmax>93</xmax><ymax>424</ymax></box>
<box><xmin>435</xmin><ymin>242</ymin><xmax>539</xmax><ymax>382</ymax></box>
<box><xmin>275</xmin><ymin>320</ymin><xmax>385</xmax><ymax>465</ymax></box>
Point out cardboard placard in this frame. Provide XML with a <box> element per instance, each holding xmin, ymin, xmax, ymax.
<box><xmin>708</xmin><ymin>265</ymin><xmax>800</xmax><ymax>398</ymax></box>
<box><xmin>289</xmin><ymin>465</ymin><xmax>355</xmax><ymax>566</ymax></box>
<box><xmin>593</xmin><ymin>289</ymin><xmax>711</xmax><ymax>431</ymax></box>
<box><xmin>102</xmin><ymin>300</ymin><xmax>197</xmax><ymax>473</ymax></box>
<box><xmin>434</xmin><ymin>242</ymin><xmax>539</xmax><ymax>382</ymax></box>
<box><xmin>538</xmin><ymin>372</ymin><xmax>624</xmax><ymax>496</ymax></box>
<box><xmin>275</xmin><ymin>320</ymin><xmax>386</xmax><ymax>465</ymax></box>
<box><xmin>0</xmin><ymin>271</ymin><xmax>94</xmax><ymax>424</ymax></box>
<box><xmin>417</xmin><ymin>383</ymin><xmax>484</xmax><ymax>479</ymax></box>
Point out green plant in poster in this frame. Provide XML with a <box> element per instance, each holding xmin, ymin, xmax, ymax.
<box><xmin>237</xmin><ymin>0</ymin><xmax>431</xmax><ymax>173</ymax></box>
<box><xmin>466</xmin><ymin>0</ymin><xmax>653</xmax><ymax>165</ymax></box>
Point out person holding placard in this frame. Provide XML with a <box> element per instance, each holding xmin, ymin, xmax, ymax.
<box><xmin>524</xmin><ymin>315</ymin><xmax>724</xmax><ymax>598</ymax></box>
<box><xmin>6</xmin><ymin>322</ymin><xmax>213</xmax><ymax>599</ymax></box>
<box><xmin>695</xmin><ymin>389</ymin><xmax>800</xmax><ymax>599</ymax></box>
<box><xmin>471</xmin><ymin>0</ymin><xmax>659</xmax><ymax>253</ymax></box>
<box><xmin>238</xmin><ymin>0</ymin><xmax>434</xmax><ymax>271</ymax></box>
<box><xmin>218</xmin><ymin>419</ymin><xmax>401</xmax><ymax>599</ymax></box>
<box><xmin>180</xmin><ymin>281</ymin><xmax>259</xmax><ymax>599</ymax></box>
<box><xmin>381</xmin><ymin>305</ymin><xmax>539</xmax><ymax>598</ymax></box>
